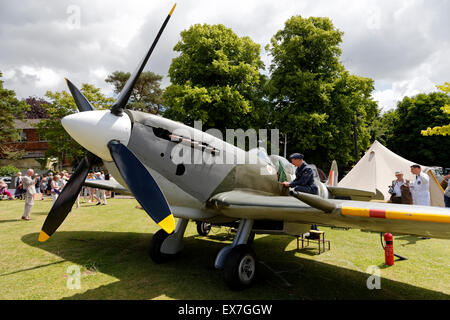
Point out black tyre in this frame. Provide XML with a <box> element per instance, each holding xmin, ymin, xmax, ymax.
<box><xmin>223</xmin><ymin>244</ymin><xmax>257</xmax><ymax>290</ymax></box>
<box><xmin>149</xmin><ymin>229</ymin><xmax>172</xmax><ymax>264</ymax></box>
<box><xmin>196</xmin><ymin>221</ymin><xmax>212</xmax><ymax>236</ymax></box>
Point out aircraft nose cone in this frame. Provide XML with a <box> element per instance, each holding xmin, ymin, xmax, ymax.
<box><xmin>61</xmin><ymin>110</ymin><xmax>131</xmax><ymax>161</ymax></box>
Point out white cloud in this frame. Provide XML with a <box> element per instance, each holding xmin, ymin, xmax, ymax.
<box><xmin>3</xmin><ymin>65</ymin><xmax>64</xmax><ymax>97</ymax></box>
<box><xmin>0</xmin><ymin>0</ymin><xmax>448</xmax><ymax>109</ymax></box>
<box><xmin>374</xmin><ymin>76</ymin><xmax>439</xmax><ymax>111</ymax></box>
<box><xmin>21</xmin><ymin>66</ymin><xmax>61</xmax><ymax>88</ymax></box>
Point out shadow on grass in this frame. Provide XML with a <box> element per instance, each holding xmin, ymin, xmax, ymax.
<box><xmin>21</xmin><ymin>231</ymin><xmax>449</xmax><ymax>300</ymax></box>
<box><xmin>396</xmin><ymin>235</ymin><xmax>430</xmax><ymax>246</ymax></box>
<box><xmin>29</xmin><ymin>211</ymin><xmax>51</xmax><ymax>216</ymax></box>
<box><xmin>0</xmin><ymin>260</ymin><xmax>66</xmax><ymax>277</ymax></box>
<box><xmin>0</xmin><ymin>219</ymin><xmax>23</xmax><ymax>224</ymax></box>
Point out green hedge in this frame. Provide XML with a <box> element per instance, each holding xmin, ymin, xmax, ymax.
<box><xmin>0</xmin><ymin>165</ymin><xmax>19</xmax><ymax>177</ymax></box>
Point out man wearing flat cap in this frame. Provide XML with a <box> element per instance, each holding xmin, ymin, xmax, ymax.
<box><xmin>282</xmin><ymin>153</ymin><xmax>318</xmax><ymax>195</ymax></box>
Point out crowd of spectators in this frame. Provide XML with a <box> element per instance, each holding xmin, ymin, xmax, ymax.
<box><xmin>0</xmin><ymin>169</ymin><xmax>112</xmax><ymax>207</ymax></box>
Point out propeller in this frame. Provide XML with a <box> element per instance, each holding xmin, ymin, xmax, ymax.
<box><xmin>110</xmin><ymin>3</ymin><xmax>176</xmax><ymax>116</ymax></box>
<box><xmin>38</xmin><ymin>4</ymin><xmax>177</xmax><ymax>242</ymax></box>
<box><xmin>108</xmin><ymin>140</ymin><xmax>175</xmax><ymax>233</ymax></box>
<box><xmin>65</xmin><ymin>78</ymin><xmax>95</xmax><ymax>112</ymax></box>
<box><xmin>38</xmin><ymin>153</ymin><xmax>100</xmax><ymax>242</ymax></box>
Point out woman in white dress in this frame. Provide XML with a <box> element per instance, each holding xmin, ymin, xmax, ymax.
<box><xmin>50</xmin><ymin>175</ymin><xmax>62</xmax><ymax>205</ymax></box>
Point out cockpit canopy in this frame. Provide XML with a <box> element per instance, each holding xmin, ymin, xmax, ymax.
<box><xmin>269</xmin><ymin>154</ymin><xmax>295</xmax><ymax>176</ymax></box>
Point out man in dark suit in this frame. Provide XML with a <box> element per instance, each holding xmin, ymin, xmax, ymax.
<box><xmin>282</xmin><ymin>153</ymin><xmax>318</xmax><ymax>195</ymax></box>
<box><xmin>282</xmin><ymin>153</ymin><xmax>320</xmax><ymax>237</ymax></box>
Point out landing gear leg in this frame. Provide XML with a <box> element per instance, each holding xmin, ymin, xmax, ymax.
<box><xmin>149</xmin><ymin>218</ymin><xmax>189</xmax><ymax>263</ymax></box>
<box><xmin>214</xmin><ymin>219</ymin><xmax>256</xmax><ymax>290</ymax></box>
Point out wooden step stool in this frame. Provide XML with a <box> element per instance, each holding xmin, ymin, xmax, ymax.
<box><xmin>297</xmin><ymin>230</ymin><xmax>331</xmax><ymax>254</ymax></box>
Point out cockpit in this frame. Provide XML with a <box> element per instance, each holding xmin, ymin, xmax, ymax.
<box><xmin>252</xmin><ymin>149</ymin><xmax>329</xmax><ymax>198</ymax></box>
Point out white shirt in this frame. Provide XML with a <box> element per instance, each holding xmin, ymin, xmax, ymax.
<box><xmin>393</xmin><ymin>180</ymin><xmax>404</xmax><ymax>197</ymax></box>
<box><xmin>411</xmin><ymin>172</ymin><xmax>430</xmax><ymax>206</ymax></box>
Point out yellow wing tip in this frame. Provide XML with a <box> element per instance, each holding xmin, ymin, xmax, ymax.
<box><xmin>158</xmin><ymin>214</ymin><xmax>175</xmax><ymax>234</ymax></box>
<box><xmin>38</xmin><ymin>230</ymin><xmax>50</xmax><ymax>242</ymax></box>
<box><xmin>169</xmin><ymin>3</ymin><xmax>177</xmax><ymax>16</ymax></box>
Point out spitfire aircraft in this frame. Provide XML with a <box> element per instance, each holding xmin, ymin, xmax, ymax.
<box><xmin>38</xmin><ymin>4</ymin><xmax>450</xmax><ymax>290</ymax></box>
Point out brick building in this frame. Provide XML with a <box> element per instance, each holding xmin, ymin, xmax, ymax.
<box><xmin>0</xmin><ymin>119</ymin><xmax>50</xmax><ymax>171</ymax></box>
<box><xmin>0</xmin><ymin>119</ymin><xmax>72</xmax><ymax>172</ymax></box>
<box><xmin>0</xmin><ymin>98</ymin><xmax>74</xmax><ymax>173</ymax></box>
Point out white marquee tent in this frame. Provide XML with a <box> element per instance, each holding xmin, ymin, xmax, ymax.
<box><xmin>338</xmin><ymin>140</ymin><xmax>445</xmax><ymax>207</ymax></box>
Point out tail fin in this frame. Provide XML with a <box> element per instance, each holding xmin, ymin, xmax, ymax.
<box><xmin>327</xmin><ymin>160</ymin><xmax>339</xmax><ymax>186</ymax></box>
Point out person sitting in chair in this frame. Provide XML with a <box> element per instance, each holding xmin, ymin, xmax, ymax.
<box><xmin>282</xmin><ymin>153</ymin><xmax>318</xmax><ymax>195</ymax></box>
<box><xmin>0</xmin><ymin>180</ymin><xmax>13</xmax><ymax>200</ymax></box>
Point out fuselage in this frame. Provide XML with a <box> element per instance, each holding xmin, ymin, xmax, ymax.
<box><xmin>62</xmin><ymin>109</ymin><xmax>292</xmax><ymax>207</ymax></box>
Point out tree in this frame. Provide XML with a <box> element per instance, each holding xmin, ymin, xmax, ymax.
<box><xmin>0</xmin><ymin>72</ymin><xmax>29</xmax><ymax>144</ymax></box>
<box><xmin>105</xmin><ymin>71</ymin><xmax>164</xmax><ymax>114</ymax></box>
<box><xmin>369</xmin><ymin>109</ymin><xmax>399</xmax><ymax>146</ymax></box>
<box><xmin>389</xmin><ymin>92</ymin><xmax>450</xmax><ymax>167</ymax></box>
<box><xmin>421</xmin><ymin>82</ymin><xmax>450</xmax><ymax>136</ymax></box>
<box><xmin>163</xmin><ymin>24</ymin><xmax>265</xmax><ymax>133</ymax></box>
<box><xmin>37</xmin><ymin>84</ymin><xmax>114</xmax><ymax>168</ymax></box>
<box><xmin>0</xmin><ymin>165</ymin><xmax>19</xmax><ymax>177</ymax></box>
<box><xmin>265</xmin><ymin>16</ymin><xmax>378</xmax><ymax>169</ymax></box>
<box><xmin>24</xmin><ymin>97</ymin><xmax>50</xmax><ymax>119</ymax></box>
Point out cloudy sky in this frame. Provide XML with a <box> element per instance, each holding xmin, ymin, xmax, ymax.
<box><xmin>1</xmin><ymin>0</ymin><xmax>449</xmax><ymax>112</ymax></box>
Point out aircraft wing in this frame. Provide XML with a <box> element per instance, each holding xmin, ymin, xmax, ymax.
<box><xmin>209</xmin><ymin>190</ymin><xmax>450</xmax><ymax>239</ymax></box>
<box><xmin>326</xmin><ymin>186</ymin><xmax>385</xmax><ymax>201</ymax></box>
<box><xmin>83</xmin><ymin>179</ymin><xmax>132</xmax><ymax>195</ymax></box>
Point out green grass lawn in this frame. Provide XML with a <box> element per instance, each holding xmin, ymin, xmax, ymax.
<box><xmin>0</xmin><ymin>197</ymin><xmax>448</xmax><ymax>300</ymax></box>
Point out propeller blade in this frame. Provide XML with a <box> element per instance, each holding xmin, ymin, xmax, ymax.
<box><xmin>110</xmin><ymin>3</ymin><xmax>176</xmax><ymax>116</ymax></box>
<box><xmin>65</xmin><ymin>78</ymin><xmax>95</xmax><ymax>112</ymax></box>
<box><xmin>107</xmin><ymin>140</ymin><xmax>175</xmax><ymax>234</ymax></box>
<box><xmin>38</xmin><ymin>153</ymin><xmax>96</xmax><ymax>242</ymax></box>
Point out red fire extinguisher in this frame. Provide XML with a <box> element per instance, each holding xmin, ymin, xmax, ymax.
<box><xmin>384</xmin><ymin>233</ymin><xmax>394</xmax><ymax>266</ymax></box>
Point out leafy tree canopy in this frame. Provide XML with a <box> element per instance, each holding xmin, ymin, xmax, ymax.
<box><xmin>265</xmin><ymin>16</ymin><xmax>378</xmax><ymax>170</ymax></box>
<box><xmin>163</xmin><ymin>24</ymin><xmax>265</xmax><ymax>132</ymax></box>
<box><xmin>24</xmin><ymin>96</ymin><xmax>50</xmax><ymax>119</ymax></box>
<box><xmin>421</xmin><ymin>82</ymin><xmax>450</xmax><ymax>136</ymax></box>
<box><xmin>369</xmin><ymin>109</ymin><xmax>399</xmax><ymax>147</ymax></box>
<box><xmin>105</xmin><ymin>71</ymin><xmax>164</xmax><ymax>114</ymax></box>
<box><xmin>389</xmin><ymin>91</ymin><xmax>450</xmax><ymax>167</ymax></box>
<box><xmin>0</xmin><ymin>72</ymin><xmax>29</xmax><ymax>143</ymax></box>
<box><xmin>0</xmin><ymin>164</ymin><xmax>19</xmax><ymax>177</ymax></box>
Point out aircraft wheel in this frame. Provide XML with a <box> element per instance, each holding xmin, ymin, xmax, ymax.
<box><xmin>149</xmin><ymin>229</ymin><xmax>173</xmax><ymax>264</ymax></box>
<box><xmin>196</xmin><ymin>221</ymin><xmax>211</xmax><ymax>236</ymax></box>
<box><xmin>223</xmin><ymin>244</ymin><xmax>257</xmax><ymax>290</ymax></box>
